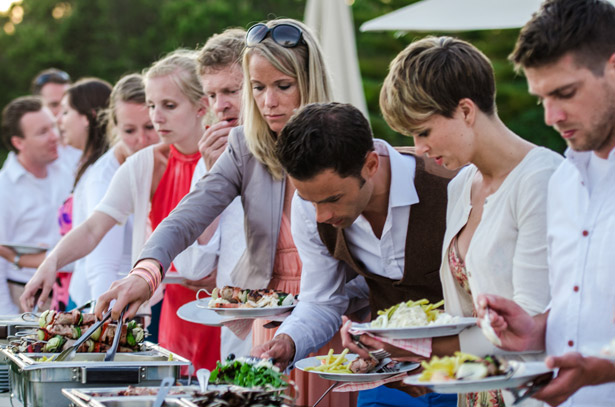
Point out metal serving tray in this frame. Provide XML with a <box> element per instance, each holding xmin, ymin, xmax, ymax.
<box><xmin>0</xmin><ymin>314</ymin><xmax>39</xmax><ymax>344</ymax></box>
<box><xmin>2</xmin><ymin>342</ymin><xmax>191</xmax><ymax>407</ymax></box>
<box><xmin>62</xmin><ymin>386</ymin><xmax>195</xmax><ymax>407</ymax></box>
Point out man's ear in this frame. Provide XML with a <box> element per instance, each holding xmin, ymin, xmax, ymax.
<box><xmin>10</xmin><ymin>135</ymin><xmax>25</xmax><ymax>153</ymax></box>
<box><xmin>363</xmin><ymin>150</ymin><xmax>379</xmax><ymax>178</ymax></box>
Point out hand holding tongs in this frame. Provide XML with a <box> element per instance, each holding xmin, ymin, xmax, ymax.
<box><xmin>104</xmin><ymin>307</ymin><xmax>126</xmax><ymax>362</ymax></box>
<box><xmin>53</xmin><ymin>309</ymin><xmax>112</xmax><ymax>362</ymax></box>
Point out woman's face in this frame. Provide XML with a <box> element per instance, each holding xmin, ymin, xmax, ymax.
<box><xmin>145</xmin><ymin>74</ymin><xmax>205</xmax><ymax>151</ymax></box>
<box><xmin>58</xmin><ymin>94</ymin><xmax>89</xmax><ymax>150</ymax></box>
<box><xmin>249</xmin><ymin>53</ymin><xmax>301</xmax><ymax>134</ymax></box>
<box><xmin>115</xmin><ymin>100</ymin><xmax>159</xmax><ymax>155</ymax></box>
<box><xmin>411</xmin><ymin>109</ymin><xmax>474</xmax><ymax>170</ymax></box>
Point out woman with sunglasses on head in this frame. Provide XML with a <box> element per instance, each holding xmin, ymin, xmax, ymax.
<box><xmin>95</xmin><ymin>19</ymin><xmax>358</xmax><ymax>406</ymax></box>
<box><xmin>22</xmin><ymin>51</ymin><xmax>221</xmax><ymax>373</ymax></box>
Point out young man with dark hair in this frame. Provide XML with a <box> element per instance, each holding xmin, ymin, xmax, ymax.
<box><xmin>255</xmin><ymin>102</ymin><xmax>457</xmax><ymax>406</ymax></box>
<box><xmin>0</xmin><ymin>96</ymin><xmax>73</xmax><ymax>312</ymax></box>
<box><xmin>478</xmin><ymin>0</ymin><xmax>615</xmax><ymax>405</ymax></box>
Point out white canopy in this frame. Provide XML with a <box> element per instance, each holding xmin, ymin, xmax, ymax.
<box><xmin>361</xmin><ymin>0</ymin><xmax>544</xmax><ymax>32</ymax></box>
<box><xmin>305</xmin><ymin>0</ymin><xmax>368</xmax><ymax>117</ymax></box>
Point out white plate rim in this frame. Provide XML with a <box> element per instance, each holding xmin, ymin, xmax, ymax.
<box><xmin>352</xmin><ymin>317</ymin><xmax>477</xmax><ymax>339</ymax></box>
<box><xmin>177</xmin><ymin>300</ymin><xmax>235</xmax><ymax>326</ymax></box>
<box><xmin>295</xmin><ymin>353</ymin><xmax>419</xmax><ymax>382</ymax></box>
<box><xmin>403</xmin><ymin>361</ymin><xmax>553</xmax><ymax>393</ymax></box>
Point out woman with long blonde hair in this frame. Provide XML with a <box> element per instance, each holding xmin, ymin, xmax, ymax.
<box><xmin>95</xmin><ymin>18</ymin><xmax>357</xmax><ymax>406</ymax></box>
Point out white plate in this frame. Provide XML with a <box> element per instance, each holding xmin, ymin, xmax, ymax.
<box><xmin>162</xmin><ymin>271</ymin><xmax>185</xmax><ymax>284</ymax></box>
<box><xmin>404</xmin><ymin>361</ymin><xmax>553</xmax><ymax>393</ymax></box>
<box><xmin>295</xmin><ymin>354</ymin><xmax>419</xmax><ymax>382</ymax></box>
<box><xmin>177</xmin><ymin>300</ymin><xmax>237</xmax><ymax>326</ymax></box>
<box><xmin>201</xmin><ymin>298</ymin><xmax>297</xmax><ymax>318</ymax></box>
<box><xmin>352</xmin><ymin>317</ymin><xmax>477</xmax><ymax>339</ymax></box>
<box><xmin>0</xmin><ymin>242</ymin><xmax>47</xmax><ymax>255</ymax></box>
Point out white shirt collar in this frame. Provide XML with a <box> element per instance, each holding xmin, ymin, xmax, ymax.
<box><xmin>375</xmin><ymin>139</ymin><xmax>419</xmax><ymax>208</ymax></box>
<box><xmin>2</xmin><ymin>152</ymin><xmax>30</xmax><ymax>184</ymax></box>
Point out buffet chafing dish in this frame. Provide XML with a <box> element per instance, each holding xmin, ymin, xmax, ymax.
<box><xmin>0</xmin><ymin>314</ymin><xmax>39</xmax><ymax>345</ymax></box>
<box><xmin>2</xmin><ymin>341</ymin><xmax>190</xmax><ymax>407</ymax></box>
<box><xmin>62</xmin><ymin>385</ymin><xmax>295</xmax><ymax>407</ymax></box>
<box><xmin>62</xmin><ymin>386</ymin><xmax>196</xmax><ymax>407</ymax></box>
<box><xmin>0</xmin><ymin>313</ymin><xmax>39</xmax><ymax>392</ymax></box>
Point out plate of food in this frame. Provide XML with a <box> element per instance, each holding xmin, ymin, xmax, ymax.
<box><xmin>352</xmin><ymin>299</ymin><xmax>476</xmax><ymax>339</ymax></box>
<box><xmin>196</xmin><ymin>286</ymin><xmax>297</xmax><ymax>318</ymax></box>
<box><xmin>295</xmin><ymin>349</ymin><xmax>419</xmax><ymax>382</ymax></box>
<box><xmin>403</xmin><ymin>352</ymin><xmax>553</xmax><ymax>393</ymax></box>
<box><xmin>0</xmin><ymin>242</ymin><xmax>47</xmax><ymax>255</ymax></box>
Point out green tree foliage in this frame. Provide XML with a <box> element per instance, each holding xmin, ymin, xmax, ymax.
<box><xmin>0</xmin><ymin>0</ymin><xmax>565</xmax><ymax>164</ymax></box>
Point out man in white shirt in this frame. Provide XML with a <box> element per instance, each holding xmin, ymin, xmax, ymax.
<box><xmin>254</xmin><ymin>103</ymin><xmax>457</xmax><ymax>405</ymax></box>
<box><xmin>0</xmin><ymin>96</ymin><xmax>73</xmax><ymax>312</ymax></box>
<box><xmin>477</xmin><ymin>0</ymin><xmax>615</xmax><ymax>405</ymax></box>
<box><xmin>173</xmin><ymin>29</ymin><xmax>252</xmax><ymax>360</ymax></box>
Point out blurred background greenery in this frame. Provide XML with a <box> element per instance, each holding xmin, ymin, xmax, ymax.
<box><xmin>0</xmin><ymin>0</ymin><xmax>565</xmax><ymax>166</ymax></box>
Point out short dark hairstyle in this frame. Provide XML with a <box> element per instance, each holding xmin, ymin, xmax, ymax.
<box><xmin>1</xmin><ymin>96</ymin><xmax>43</xmax><ymax>153</ymax></box>
<box><xmin>276</xmin><ymin>102</ymin><xmax>374</xmax><ymax>182</ymax></box>
<box><xmin>510</xmin><ymin>0</ymin><xmax>615</xmax><ymax>74</ymax></box>
<box><xmin>31</xmin><ymin>68</ymin><xmax>71</xmax><ymax>95</ymax></box>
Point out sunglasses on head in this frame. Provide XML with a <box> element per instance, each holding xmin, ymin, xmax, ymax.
<box><xmin>35</xmin><ymin>70</ymin><xmax>71</xmax><ymax>87</ymax></box>
<box><xmin>246</xmin><ymin>23</ymin><xmax>304</xmax><ymax>48</ymax></box>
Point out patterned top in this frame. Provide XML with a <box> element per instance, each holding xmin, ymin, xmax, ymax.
<box><xmin>448</xmin><ymin>236</ymin><xmax>505</xmax><ymax>407</ymax></box>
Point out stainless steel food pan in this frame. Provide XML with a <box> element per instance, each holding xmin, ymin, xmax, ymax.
<box><xmin>2</xmin><ymin>342</ymin><xmax>190</xmax><ymax>407</ymax></box>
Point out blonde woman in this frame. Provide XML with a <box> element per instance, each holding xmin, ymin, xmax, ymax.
<box><xmin>22</xmin><ymin>50</ymin><xmax>220</xmax><ymax>372</ymax></box>
<box><xmin>97</xmin><ymin>19</ymin><xmax>358</xmax><ymax>406</ymax></box>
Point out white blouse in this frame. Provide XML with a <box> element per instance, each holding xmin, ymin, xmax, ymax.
<box><xmin>440</xmin><ymin>147</ymin><xmax>562</xmax><ymax>355</ymax></box>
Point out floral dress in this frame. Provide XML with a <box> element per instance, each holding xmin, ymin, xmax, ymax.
<box><xmin>448</xmin><ymin>235</ymin><xmax>505</xmax><ymax>407</ymax></box>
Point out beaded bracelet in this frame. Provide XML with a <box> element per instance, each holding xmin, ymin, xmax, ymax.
<box><xmin>130</xmin><ymin>260</ymin><xmax>163</xmax><ymax>295</ymax></box>
<box><xmin>131</xmin><ymin>269</ymin><xmax>155</xmax><ymax>296</ymax></box>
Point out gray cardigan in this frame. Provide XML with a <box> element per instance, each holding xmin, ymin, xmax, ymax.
<box><xmin>138</xmin><ymin>126</ymin><xmax>284</xmax><ymax>288</ymax></box>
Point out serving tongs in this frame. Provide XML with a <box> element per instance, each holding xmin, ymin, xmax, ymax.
<box><xmin>53</xmin><ymin>309</ymin><xmax>112</xmax><ymax>362</ymax></box>
<box><xmin>510</xmin><ymin>370</ymin><xmax>554</xmax><ymax>405</ymax></box>
<box><xmin>104</xmin><ymin>307</ymin><xmax>125</xmax><ymax>362</ymax></box>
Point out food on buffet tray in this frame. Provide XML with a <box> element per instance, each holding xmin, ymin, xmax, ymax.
<box><xmin>88</xmin><ymin>385</ymin><xmax>185</xmax><ymax>397</ymax></box>
<box><xmin>369</xmin><ymin>299</ymin><xmax>459</xmax><ymax>328</ymax></box>
<box><xmin>210</xmin><ymin>354</ymin><xmax>288</xmax><ymax>389</ymax></box>
<box><xmin>209</xmin><ymin>286</ymin><xmax>295</xmax><ymax>308</ymax></box>
<box><xmin>12</xmin><ymin>310</ymin><xmax>144</xmax><ymax>353</ymax></box>
<box><xmin>418</xmin><ymin>352</ymin><xmax>512</xmax><ymax>382</ymax></box>
<box><xmin>191</xmin><ymin>388</ymin><xmax>293</xmax><ymax>407</ymax></box>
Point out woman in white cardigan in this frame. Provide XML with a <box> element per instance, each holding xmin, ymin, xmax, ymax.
<box><xmin>373</xmin><ymin>37</ymin><xmax>563</xmax><ymax>406</ymax></box>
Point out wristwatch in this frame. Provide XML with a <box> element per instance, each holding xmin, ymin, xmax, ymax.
<box><xmin>12</xmin><ymin>253</ymin><xmax>21</xmax><ymax>269</ymax></box>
